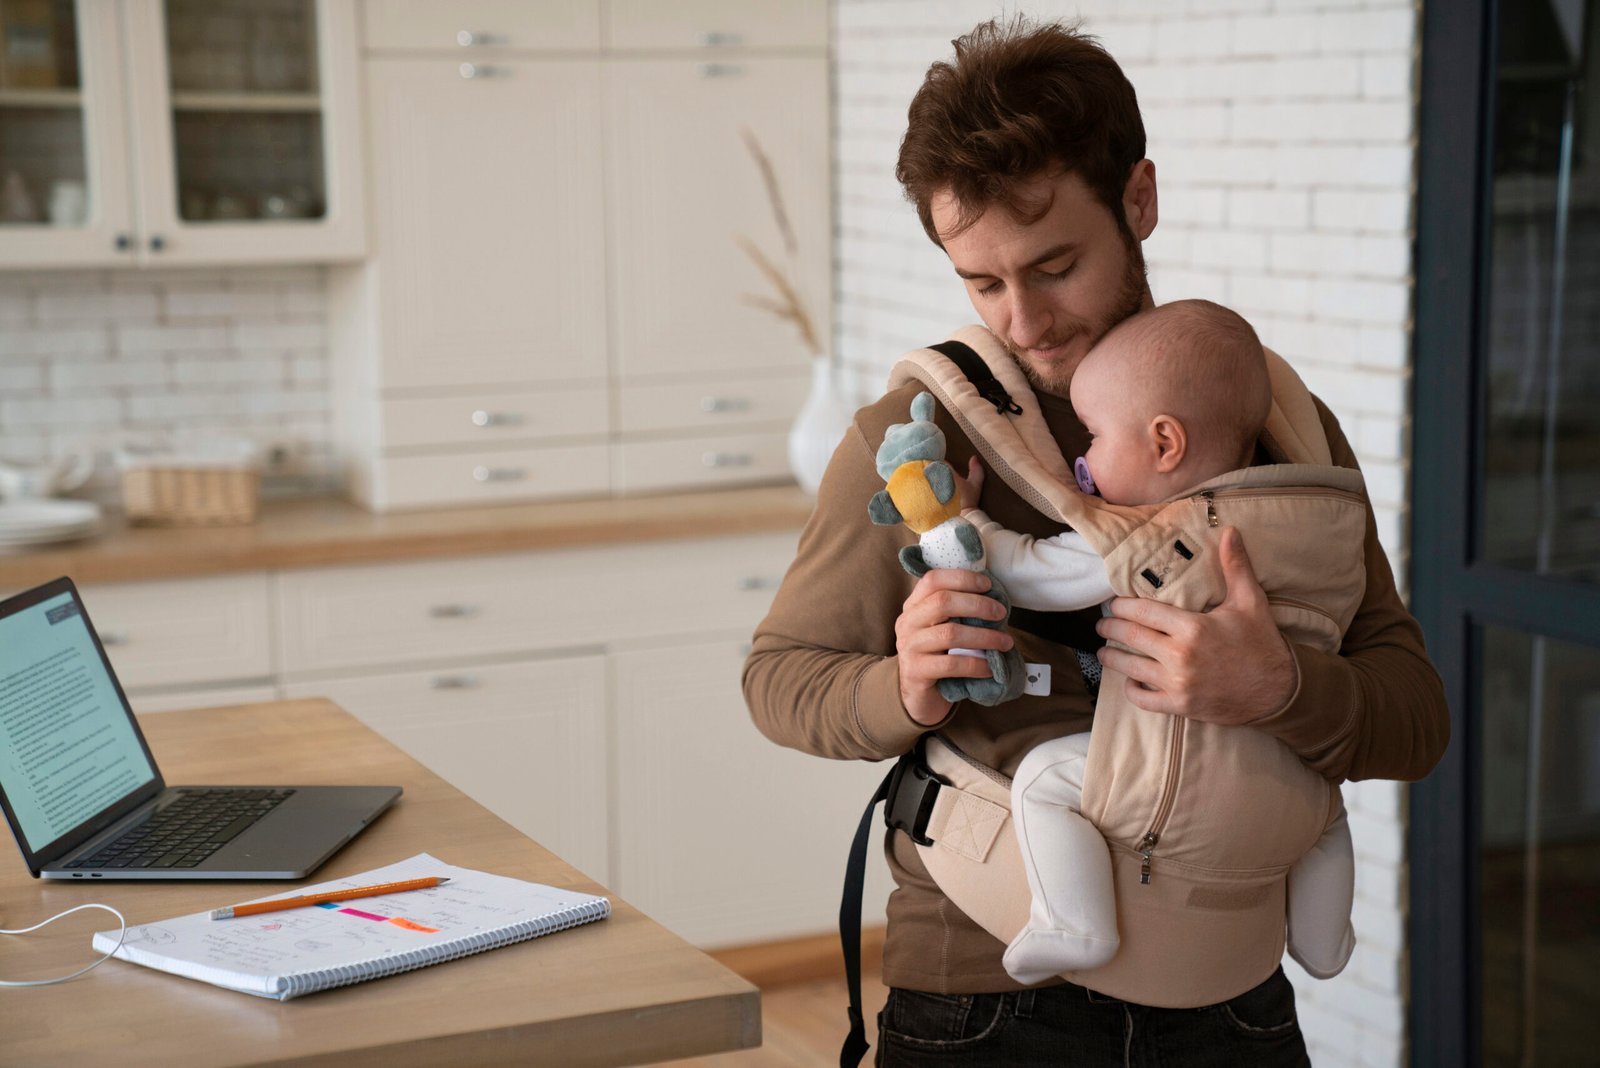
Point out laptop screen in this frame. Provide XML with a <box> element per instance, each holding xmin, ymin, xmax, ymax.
<box><xmin>0</xmin><ymin>586</ymin><xmax>157</xmax><ymax>855</ymax></box>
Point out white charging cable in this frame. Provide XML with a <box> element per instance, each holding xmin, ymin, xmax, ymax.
<box><xmin>1</xmin><ymin>903</ymin><xmax>127</xmax><ymax>987</ymax></box>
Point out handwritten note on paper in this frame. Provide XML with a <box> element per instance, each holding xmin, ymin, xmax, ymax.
<box><xmin>92</xmin><ymin>853</ymin><xmax>609</xmax><ymax>999</ymax></box>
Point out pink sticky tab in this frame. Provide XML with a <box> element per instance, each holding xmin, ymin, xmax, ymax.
<box><xmin>338</xmin><ymin>908</ymin><xmax>387</xmax><ymax>921</ymax></box>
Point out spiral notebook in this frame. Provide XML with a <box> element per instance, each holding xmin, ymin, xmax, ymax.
<box><xmin>90</xmin><ymin>853</ymin><xmax>610</xmax><ymax>1000</ymax></box>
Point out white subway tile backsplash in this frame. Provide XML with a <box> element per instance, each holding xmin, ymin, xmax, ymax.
<box><xmin>0</xmin><ymin>326</ymin><xmax>111</xmax><ymax>358</ymax></box>
<box><xmin>49</xmin><ymin>357</ymin><xmax>169</xmax><ymax>392</ymax></box>
<box><xmin>36</xmin><ymin>290</ymin><xmax>161</xmax><ymax>324</ymax></box>
<box><xmin>117</xmin><ymin>324</ymin><xmax>230</xmax><ymax>355</ymax></box>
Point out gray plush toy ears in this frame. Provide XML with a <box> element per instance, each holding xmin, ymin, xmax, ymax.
<box><xmin>874</xmin><ymin>391</ymin><xmax>947</xmax><ymax>482</ymax></box>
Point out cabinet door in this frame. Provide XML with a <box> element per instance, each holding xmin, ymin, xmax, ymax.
<box><xmin>283</xmin><ymin>654</ymin><xmax>610</xmax><ymax>883</ymax></box>
<box><xmin>613</xmin><ymin>638</ymin><xmax>891</xmax><ymax>948</ymax></box>
<box><xmin>366</xmin><ymin>55</ymin><xmax>607</xmax><ymax>390</ymax></box>
<box><xmin>606</xmin><ymin>1</ymin><xmax>827</xmax><ymax>51</ymax></box>
<box><xmin>607</xmin><ymin>57</ymin><xmax>829</xmax><ymax>380</ymax></box>
<box><xmin>120</xmin><ymin>0</ymin><xmax>366</xmax><ymax>265</ymax></box>
<box><xmin>0</xmin><ymin>0</ymin><xmax>136</xmax><ymax>268</ymax></box>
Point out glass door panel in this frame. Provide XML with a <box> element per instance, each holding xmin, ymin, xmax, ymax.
<box><xmin>0</xmin><ymin>0</ymin><xmax>89</xmax><ymax>228</ymax></box>
<box><xmin>1478</xmin><ymin>626</ymin><xmax>1600</xmax><ymax>1065</ymax></box>
<box><xmin>162</xmin><ymin>0</ymin><xmax>325</xmax><ymax>223</ymax></box>
<box><xmin>1480</xmin><ymin>2</ymin><xmax>1600</xmax><ymax>585</ymax></box>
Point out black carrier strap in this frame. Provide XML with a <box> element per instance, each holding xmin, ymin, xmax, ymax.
<box><xmin>927</xmin><ymin>340</ymin><xmax>1023</xmax><ymax>415</ymax></box>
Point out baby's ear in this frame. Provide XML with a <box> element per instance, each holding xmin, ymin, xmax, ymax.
<box><xmin>924</xmin><ymin>460</ymin><xmax>955</xmax><ymax>504</ymax></box>
<box><xmin>1151</xmin><ymin>414</ymin><xmax>1188</xmax><ymax>473</ymax></box>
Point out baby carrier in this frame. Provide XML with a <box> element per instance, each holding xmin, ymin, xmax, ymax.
<box><xmin>840</xmin><ymin>325</ymin><xmax>1368</xmax><ymax>1064</ymax></box>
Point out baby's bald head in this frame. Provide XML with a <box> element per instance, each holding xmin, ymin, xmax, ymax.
<box><xmin>1074</xmin><ymin>299</ymin><xmax>1272</xmax><ymax>478</ymax></box>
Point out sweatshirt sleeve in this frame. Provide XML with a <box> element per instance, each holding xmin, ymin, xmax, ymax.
<box><xmin>965</xmin><ymin>508</ymin><xmax>1114</xmax><ymax>612</ymax></box>
<box><xmin>1248</xmin><ymin>399</ymin><xmax>1451</xmax><ymax>782</ymax></box>
<box><xmin>742</xmin><ymin>405</ymin><xmax>946</xmax><ymax>762</ymax></box>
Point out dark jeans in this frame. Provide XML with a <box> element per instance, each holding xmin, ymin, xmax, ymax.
<box><xmin>875</xmin><ymin>967</ymin><xmax>1311</xmax><ymax>1067</ymax></box>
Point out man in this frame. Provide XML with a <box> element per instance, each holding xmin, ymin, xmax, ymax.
<box><xmin>743</xmin><ymin>17</ymin><xmax>1448</xmax><ymax>1065</ymax></box>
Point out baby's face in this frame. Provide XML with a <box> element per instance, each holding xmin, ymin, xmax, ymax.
<box><xmin>1068</xmin><ymin>345</ymin><xmax>1169</xmax><ymax>506</ymax></box>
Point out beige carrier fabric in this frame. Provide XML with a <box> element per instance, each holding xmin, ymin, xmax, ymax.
<box><xmin>889</xmin><ymin>326</ymin><xmax>1369</xmax><ymax>1008</ymax></box>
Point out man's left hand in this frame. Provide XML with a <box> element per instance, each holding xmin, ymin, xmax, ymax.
<box><xmin>1094</xmin><ymin>527</ymin><xmax>1297</xmax><ymax>725</ymax></box>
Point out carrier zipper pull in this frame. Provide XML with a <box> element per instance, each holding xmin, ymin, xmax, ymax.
<box><xmin>1139</xmin><ymin>832</ymin><xmax>1159</xmax><ymax>885</ymax></box>
<box><xmin>1201</xmin><ymin>491</ymin><xmax>1219</xmax><ymax>527</ymax></box>
<box><xmin>978</xmin><ymin>380</ymin><xmax>1023</xmax><ymax>415</ymax></box>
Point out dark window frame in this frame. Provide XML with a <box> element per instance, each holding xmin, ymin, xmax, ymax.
<box><xmin>1410</xmin><ymin>1</ymin><xmax>1600</xmax><ymax>1063</ymax></box>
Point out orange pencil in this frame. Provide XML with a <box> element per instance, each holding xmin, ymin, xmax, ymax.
<box><xmin>208</xmin><ymin>877</ymin><xmax>450</xmax><ymax>920</ymax></box>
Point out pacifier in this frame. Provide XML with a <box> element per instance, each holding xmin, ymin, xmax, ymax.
<box><xmin>1074</xmin><ymin>456</ymin><xmax>1098</xmax><ymax>497</ymax></box>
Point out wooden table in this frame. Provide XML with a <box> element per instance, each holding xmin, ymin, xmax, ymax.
<box><xmin>0</xmin><ymin>700</ymin><xmax>760</xmax><ymax>1067</ymax></box>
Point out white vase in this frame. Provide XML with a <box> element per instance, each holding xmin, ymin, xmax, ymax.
<box><xmin>787</xmin><ymin>356</ymin><xmax>855</xmax><ymax>496</ymax></box>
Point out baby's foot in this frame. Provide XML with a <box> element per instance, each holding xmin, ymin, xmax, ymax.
<box><xmin>1002</xmin><ymin>922</ymin><xmax>1119</xmax><ymax>985</ymax></box>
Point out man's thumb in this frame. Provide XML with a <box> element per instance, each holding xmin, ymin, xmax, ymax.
<box><xmin>1220</xmin><ymin>527</ymin><xmax>1262</xmax><ymax>603</ymax></box>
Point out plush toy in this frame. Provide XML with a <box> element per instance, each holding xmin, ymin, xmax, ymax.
<box><xmin>868</xmin><ymin>392</ymin><xmax>1026</xmax><ymax>706</ymax></box>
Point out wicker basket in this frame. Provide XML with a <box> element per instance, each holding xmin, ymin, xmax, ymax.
<box><xmin>118</xmin><ymin>439</ymin><xmax>261</xmax><ymax>526</ymax></box>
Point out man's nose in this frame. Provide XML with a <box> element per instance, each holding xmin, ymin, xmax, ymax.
<box><xmin>1007</xmin><ymin>289</ymin><xmax>1052</xmax><ymax>349</ymax></box>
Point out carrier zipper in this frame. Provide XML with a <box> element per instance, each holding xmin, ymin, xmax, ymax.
<box><xmin>1138</xmin><ymin>715</ymin><xmax>1186</xmax><ymax>884</ymax></box>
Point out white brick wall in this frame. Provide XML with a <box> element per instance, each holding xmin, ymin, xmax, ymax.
<box><xmin>832</xmin><ymin>2</ymin><xmax>1418</xmax><ymax>1064</ymax></box>
<box><xmin>0</xmin><ymin>267</ymin><xmax>335</xmax><ymax>500</ymax></box>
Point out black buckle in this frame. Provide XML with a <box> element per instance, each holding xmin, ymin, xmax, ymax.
<box><xmin>884</xmin><ymin>741</ymin><xmax>944</xmax><ymax>847</ymax></box>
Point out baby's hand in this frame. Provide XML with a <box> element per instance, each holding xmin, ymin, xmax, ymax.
<box><xmin>954</xmin><ymin>456</ymin><xmax>985</xmax><ymax>511</ymax></box>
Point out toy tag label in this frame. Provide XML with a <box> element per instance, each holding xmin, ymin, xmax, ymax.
<box><xmin>1024</xmin><ymin>663</ymin><xmax>1050</xmax><ymax>696</ymax></box>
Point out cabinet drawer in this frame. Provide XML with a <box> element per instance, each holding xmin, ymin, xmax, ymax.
<box><xmin>615</xmin><ymin>431</ymin><xmax>790</xmax><ymax>494</ymax></box>
<box><xmin>381</xmin><ymin>385</ymin><xmax>608</xmax><ymax>449</ymax></box>
<box><xmin>277</xmin><ymin>531</ymin><xmax>797</xmax><ymax>674</ymax></box>
<box><xmin>606</xmin><ymin>1</ymin><xmax>827</xmax><ymax>51</ymax></box>
<box><xmin>130</xmin><ymin>685</ymin><xmax>281</xmax><ymax>716</ymax></box>
<box><xmin>283</xmin><ymin>654</ymin><xmax>609</xmax><ymax>882</ymax></box>
<box><xmin>617</xmin><ymin>372</ymin><xmax>804</xmax><ymax>434</ymax></box>
<box><xmin>362</xmin><ymin>0</ymin><xmax>601</xmax><ymax>52</ymax></box>
<box><xmin>77</xmin><ymin>574</ymin><xmax>273</xmax><ymax>691</ymax></box>
<box><xmin>376</xmin><ymin>442</ymin><xmax>610</xmax><ymax>510</ymax></box>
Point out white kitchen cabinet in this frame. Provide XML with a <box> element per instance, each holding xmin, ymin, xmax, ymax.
<box><xmin>330</xmin><ymin>12</ymin><xmax>829</xmax><ymax>510</ymax></box>
<box><xmin>613</xmin><ymin>637</ymin><xmax>890</xmax><ymax>947</ymax></box>
<box><xmin>361</xmin><ymin>55</ymin><xmax>607</xmax><ymax>391</ymax></box>
<box><xmin>129</xmin><ymin>683</ymin><xmax>280</xmax><ymax>715</ymax></box>
<box><xmin>76</xmin><ymin>572</ymin><xmax>274</xmax><ymax>691</ymax></box>
<box><xmin>606</xmin><ymin>56</ymin><xmax>829</xmax><ymax>381</ymax></box>
<box><xmin>0</xmin><ymin>0</ymin><xmax>366</xmax><ymax>270</ymax></box>
<box><xmin>283</xmin><ymin>653</ymin><xmax>610</xmax><ymax>884</ymax></box>
<box><xmin>605</xmin><ymin>0</ymin><xmax>828</xmax><ymax>51</ymax></box>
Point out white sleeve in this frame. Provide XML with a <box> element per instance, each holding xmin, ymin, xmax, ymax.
<box><xmin>965</xmin><ymin>508</ymin><xmax>1115</xmax><ymax>612</ymax></box>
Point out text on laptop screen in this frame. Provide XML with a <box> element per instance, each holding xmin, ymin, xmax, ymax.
<box><xmin>0</xmin><ymin>591</ymin><xmax>156</xmax><ymax>851</ymax></box>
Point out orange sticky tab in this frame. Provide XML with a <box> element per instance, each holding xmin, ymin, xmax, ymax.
<box><xmin>387</xmin><ymin>917</ymin><xmax>440</xmax><ymax>933</ymax></box>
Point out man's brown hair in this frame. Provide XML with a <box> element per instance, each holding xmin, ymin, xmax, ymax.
<box><xmin>896</xmin><ymin>16</ymin><xmax>1147</xmax><ymax>245</ymax></box>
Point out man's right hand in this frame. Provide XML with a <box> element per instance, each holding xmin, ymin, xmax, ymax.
<box><xmin>895</xmin><ymin>567</ymin><xmax>1014</xmax><ymax>725</ymax></box>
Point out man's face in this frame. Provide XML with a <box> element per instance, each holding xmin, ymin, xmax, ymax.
<box><xmin>932</xmin><ymin>170</ymin><xmax>1151</xmax><ymax>397</ymax></box>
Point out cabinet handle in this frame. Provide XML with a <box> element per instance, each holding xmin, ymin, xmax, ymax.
<box><xmin>148</xmin><ymin>235</ymin><xmax>166</xmax><ymax>252</ymax></box>
<box><xmin>700</xmin><ymin>63</ymin><xmax>744</xmax><ymax>78</ymax></box>
<box><xmin>736</xmin><ymin>576</ymin><xmax>781</xmax><ymax>591</ymax></box>
<box><xmin>100</xmin><ymin>630</ymin><xmax>131</xmax><ymax>647</ymax></box>
<box><xmin>473</xmin><ymin>465</ymin><xmax>528</xmax><ymax>482</ymax></box>
<box><xmin>471</xmin><ymin>410</ymin><xmax>525</xmax><ymax>428</ymax></box>
<box><xmin>701</xmin><ymin>451</ymin><xmax>753</xmax><ymax>468</ymax></box>
<box><xmin>428</xmin><ymin>604</ymin><xmax>480</xmax><ymax>619</ymax></box>
<box><xmin>460</xmin><ymin>62</ymin><xmax>508</xmax><ymax>80</ymax></box>
<box><xmin>456</xmin><ymin>30</ymin><xmax>507</xmax><ymax>47</ymax></box>
<box><xmin>701</xmin><ymin>31</ymin><xmax>745</xmax><ymax>47</ymax></box>
<box><xmin>699</xmin><ymin>396</ymin><xmax>752</xmax><ymax>414</ymax></box>
<box><xmin>430</xmin><ymin>674</ymin><xmax>481</xmax><ymax>690</ymax></box>
<box><xmin>114</xmin><ymin>233</ymin><xmax>132</xmax><ymax>252</ymax></box>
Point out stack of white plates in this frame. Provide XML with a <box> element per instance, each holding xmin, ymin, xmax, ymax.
<box><xmin>0</xmin><ymin>500</ymin><xmax>103</xmax><ymax>550</ymax></box>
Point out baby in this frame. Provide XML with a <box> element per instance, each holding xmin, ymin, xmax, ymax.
<box><xmin>956</xmin><ymin>299</ymin><xmax>1357</xmax><ymax>985</ymax></box>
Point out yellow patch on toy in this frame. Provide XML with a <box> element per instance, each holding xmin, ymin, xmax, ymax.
<box><xmin>886</xmin><ymin>460</ymin><xmax>960</xmax><ymax>534</ymax></box>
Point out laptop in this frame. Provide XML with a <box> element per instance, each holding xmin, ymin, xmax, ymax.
<box><xmin>0</xmin><ymin>576</ymin><xmax>401</xmax><ymax>880</ymax></box>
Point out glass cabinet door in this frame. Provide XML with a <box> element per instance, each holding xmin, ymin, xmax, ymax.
<box><xmin>0</xmin><ymin>0</ymin><xmax>135</xmax><ymax>266</ymax></box>
<box><xmin>122</xmin><ymin>0</ymin><xmax>363</xmax><ymax>264</ymax></box>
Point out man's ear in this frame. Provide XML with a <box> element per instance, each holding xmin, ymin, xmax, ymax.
<box><xmin>1150</xmin><ymin>414</ymin><xmax>1186</xmax><ymax>473</ymax></box>
<box><xmin>1122</xmin><ymin>159</ymin><xmax>1158</xmax><ymax>241</ymax></box>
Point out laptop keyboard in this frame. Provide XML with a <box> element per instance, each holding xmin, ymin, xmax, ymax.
<box><xmin>67</xmin><ymin>789</ymin><xmax>296</xmax><ymax>870</ymax></box>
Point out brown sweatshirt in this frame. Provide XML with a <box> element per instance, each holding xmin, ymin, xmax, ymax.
<box><xmin>742</xmin><ymin>379</ymin><xmax>1449</xmax><ymax>994</ymax></box>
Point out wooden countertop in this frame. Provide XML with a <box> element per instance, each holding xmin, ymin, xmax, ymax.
<box><xmin>0</xmin><ymin>700</ymin><xmax>760</xmax><ymax>1067</ymax></box>
<box><xmin>0</xmin><ymin>485</ymin><xmax>816</xmax><ymax>588</ymax></box>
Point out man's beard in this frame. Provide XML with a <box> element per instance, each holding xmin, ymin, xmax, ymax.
<box><xmin>1007</xmin><ymin>237</ymin><xmax>1150</xmax><ymax>397</ymax></box>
